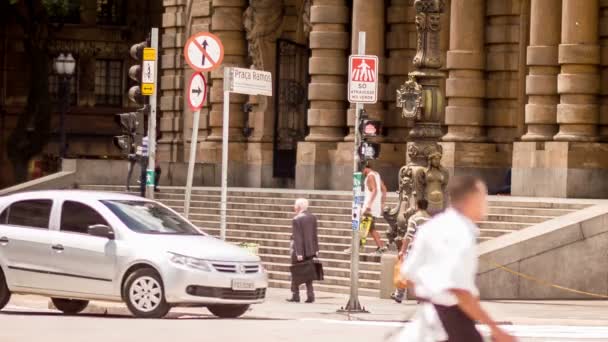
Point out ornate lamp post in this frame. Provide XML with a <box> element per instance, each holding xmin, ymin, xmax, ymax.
<box><xmin>384</xmin><ymin>0</ymin><xmax>449</xmax><ymax>247</ymax></box>
<box><xmin>54</xmin><ymin>53</ymin><xmax>76</xmax><ymax>159</ymax></box>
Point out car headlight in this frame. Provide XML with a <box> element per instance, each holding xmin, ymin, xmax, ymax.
<box><xmin>168</xmin><ymin>252</ymin><xmax>212</xmax><ymax>272</ymax></box>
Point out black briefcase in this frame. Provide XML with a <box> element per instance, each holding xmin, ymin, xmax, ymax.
<box><xmin>314</xmin><ymin>259</ymin><xmax>324</xmax><ymax>281</ymax></box>
<box><xmin>290</xmin><ymin>259</ymin><xmax>317</xmax><ymax>286</ymax></box>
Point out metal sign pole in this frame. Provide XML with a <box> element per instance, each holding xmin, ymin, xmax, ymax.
<box><xmin>184</xmin><ymin>109</ymin><xmax>200</xmax><ymax>218</ymax></box>
<box><xmin>342</xmin><ymin>31</ymin><xmax>368</xmax><ymax>313</ymax></box>
<box><xmin>145</xmin><ymin>27</ymin><xmax>159</xmax><ymax>199</ymax></box>
<box><xmin>220</xmin><ymin>67</ymin><xmax>231</xmax><ymax>241</ymax></box>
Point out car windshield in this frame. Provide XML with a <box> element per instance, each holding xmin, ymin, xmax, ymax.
<box><xmin>102</xmin><ymin>200</ymin><xmax>202</xmax><ymax>235</ymax></box>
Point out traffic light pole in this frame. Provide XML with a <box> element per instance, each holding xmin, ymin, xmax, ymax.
<box><xmin>145</xmin><ymin>28</ymin><xmax>159</xmax><ymax>199</ymax></box>
<box><xmin>341</xmin><ymin>31</ymin><xmax>368</xmax><ymax>313</ymax></box>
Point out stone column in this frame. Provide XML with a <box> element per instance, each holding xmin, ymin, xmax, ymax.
<box><xmin>385</xmin><ymin>0</ymin><xmax>415</xmax><ymax>144</ymax></box>
<box><xmin>206</xmin><ymin>0</ymin><xmax>248</xmax><ymax>142</ymax></box>
<box><xmin>334</xmin><ymin>0</ymin><xmax>400</xmax><ymax>190</ymax></box>
<box><xmin>158</xmin><ymin>0</ymin><xmax>187</xmax><ymax>163</ymax></box>
<box><xmin>345</xmin><ymin>0</ymin><xmax>386</xmax><ymax>141</ymax></box>
<box><xmin>304</xmin><ymin>0</ymin><xmax>349</xmax><ymax>142</ymax></box>
<box><xmin>197</xmin><ymin>0</ymin><xmax>249</xmax><ymax>187</ymax></box>
<box><xmin>443</xmin><ymin>0</ymin><xmax>486</xmax><ymax>142</ymax></box>
<box><xmin>600</xmin><ymin>0</ymin><xmax>608</xmax><ymax>140</ymax></box>
<box><xmin>512</xmin><ymin>0</ymin><xmax>608</xmax><ymax>198</ymax></box>
<box><xmin>296</xmin><ymin>0</ymin><xmax>349</xmax><ymax>189</ymax></box>
<box><xmin>485</xmin><ymin>0</ymin><xmax>522</xmax><ymax>143</ymax></box>
<box><xmin>521</xmin><ymin>0</ymin><xmax>561</xmax><ymax>141</ymax></box>
<box><xmin>554</xmin><ymin>0</ymin><xmax>600</xmax><ymax>141</ymax></box>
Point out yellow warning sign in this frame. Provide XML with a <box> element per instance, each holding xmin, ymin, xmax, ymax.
<box><xmin>142</xmin><ymin>83</ymin><xmax>154</xmax><ymax>95</ymax></box>
<box><xmin>143</xmin><ymin>48</ymin><xmax>156</xmax><ymax>61</ymax></box>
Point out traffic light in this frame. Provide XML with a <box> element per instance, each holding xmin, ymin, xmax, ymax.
<box><xmin>128</xmin><ymin>40</ymin><xmax>149</xmax><ymax>105</ymax></box>
<box><xmin>357</xmin><ymin>109</ymin><xmax>381</xmax><ymax>161</ymax></box>
<box><xmin>113</xmin><ymin>112</ymin><xmax>139</xmax><ymax>155</ymax></box>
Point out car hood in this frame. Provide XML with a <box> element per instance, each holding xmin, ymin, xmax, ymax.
<box><xmin>138</xmin><ymin>234</ymin><xmax>260</xmax><ymax>263</ymax></box>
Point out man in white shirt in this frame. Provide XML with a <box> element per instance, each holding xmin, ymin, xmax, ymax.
<box><xmin>401</xmin><ymin>176</ymin><xmax>515</xmax><ymax>342</ymax></box>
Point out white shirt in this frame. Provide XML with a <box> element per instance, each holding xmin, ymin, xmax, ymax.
<box><xmin>402</xmin><ymin>208</ymin><xmax>480</xmax><ymax>305</ymax></box>
<box><xmin>142</xmin><ymin>136</ymin><xmax>149</xmax><ymax>157</ymax></box>
<box><xmin>398</xmin><ymin>208</ymin><xmax>480</xmax><ymax>341</ymax></box>
<box><xmin>364</xmin><ymin>171</ymin><xmax>383</xmax><ymax>217</ymax></box>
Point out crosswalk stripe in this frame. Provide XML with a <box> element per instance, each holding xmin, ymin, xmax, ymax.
<box><xmin>305</xmin><ymin>319</ymin><xmax>608</xmax><ymax>339</ymax></box>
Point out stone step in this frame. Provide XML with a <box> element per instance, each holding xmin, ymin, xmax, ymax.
<box><xmin>82</xmin><ymin>185</ymin><xmax>589</xmax><ymax>210</ymax></box>
<box><xmin>190</xmin><ymin>216</ymin><xmax>531</xmax><ymax>231</ymax></box>
<box><xmin>257</xmin><ymin>253</ymin><xmax>382</xmax><ymax>272</ymax></box>
<box><xmin>267</xmin><ymin>269</ymin><xmax>379</xmax><ymax>289</ymax></box>
<box><xmin>262</xmin><ymin>262</ymin><xmax>380</xmax><ymax>281</ymax></box>
<box><xmin>163</xmin><ymin>200</ymin><xmax>573</xmax><ymax>218</ymax></box>
<box><xmin>170</xmin><ymin>206</ymin><xmax>553</xmax><ymax>224</ymax></box>
<box><xmin>268</xmin><ymin>279</ymin><xmax>379</xmax><ymax>298</ymax></box>
<box><xmin>202</xmin><ymin>220</ymin><xmax>513</xmax><ymax>239</ymax></box>
<box><xmin>226</xmin><ymin>237</ymin><xmax>391</xmax><ymax>263</ymax></box>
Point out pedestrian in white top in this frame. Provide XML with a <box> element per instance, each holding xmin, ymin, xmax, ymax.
<box><xmin>400</xmin><ymin>176</ymin><xmax>516</xmax><ymax>342</ymax></box>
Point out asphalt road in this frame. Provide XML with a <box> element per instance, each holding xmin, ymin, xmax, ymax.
<box><xmin>3</xmin><ymin>291</ymin><xmax>608</xmax><ymax>342</ymax></box>
<box><xmin>0</xmin><ymin>308</ymin><xmax>393</xmax><ymax>342</ymax></box>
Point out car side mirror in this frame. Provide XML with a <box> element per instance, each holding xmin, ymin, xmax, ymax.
<box><xmin>88</xmin><ymin>224</ymin><xmax>115</xmax><ymax>240</ymax></box>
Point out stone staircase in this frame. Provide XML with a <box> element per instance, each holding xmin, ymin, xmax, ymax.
<box><xmin>81</xmin><ymin>185</ymin><xmax>588</xmax><ymax>297</ymax></box>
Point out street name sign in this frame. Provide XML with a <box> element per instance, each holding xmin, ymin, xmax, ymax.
<box><xmin>184</xmin><ymin>32</ymin><xmax>225</xmax><ymax>72</ymax></box>
<box><xmin>142</xmin><ymin>47</ymin><xmax>156</xmax><ymax>95</ymax></box>
<box><xmin>348</xmin><ymin>55</ymin><xmax>379</xmax><ymax>104</ymax></box>
<box><xmin>187</xmin><ymin>72</ymin><xmax>207</xmax><ymax>111</ymax></box>
<box><xmin>224</xmin><ymin>67</ymin><xmax>272</xmax><ymax>96</ymax></box>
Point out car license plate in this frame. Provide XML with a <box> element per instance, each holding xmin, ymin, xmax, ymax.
<box><xmin>231</xmin><ymin>279</ymin><xmax>255</xmax><ymax>291</ymax></box>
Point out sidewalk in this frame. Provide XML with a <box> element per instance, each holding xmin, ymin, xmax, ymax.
<box><xmin>7</xmin><ymin>288</ymin><xmax>608</xmax><ymax>326</ymax></box>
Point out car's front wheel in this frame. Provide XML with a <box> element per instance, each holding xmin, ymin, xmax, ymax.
<box><xmin>51</xmin><ymin>298</ymin><xmax>89</xmax><ymax>314</ymax></box>
<box><xmin>124</xmin><ymin>268</ymin><xmax>170</xmax><ymax>318</ymax></box>
<box><xmin>0</xmin><ymin>269</ymin><xmax>11</xmax><ymax>310</ymax></box>
<box><xmin>207</xmin><ymin>304</ymin><xmax>250</xmax><ymax>318</ymax></box>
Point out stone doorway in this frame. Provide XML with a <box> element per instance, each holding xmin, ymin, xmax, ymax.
<box><xmin>273</xmin><ymin>39</ymin><xmax>309</xmax><ymax>179</ymax></box>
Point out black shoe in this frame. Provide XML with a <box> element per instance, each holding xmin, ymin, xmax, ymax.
<box><xmin>305</xmin><ymin>298</ymin><xmax>315</xmax><ymax>303</ymax></box>
<box><xmin>390</xmin><ymin>293</ymin><xmax>403</xmax><ymax>304</ymax></box>
<box><xmin>286</xmin><ymin>298</ymin><xmax>300</xmax><ymax>303</ymax></box>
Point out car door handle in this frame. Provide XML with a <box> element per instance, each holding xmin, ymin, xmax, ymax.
<box><xmin>0</xmin><ymin>237</ymin><xmax>8</xmax><ymax>246</ymax></box>
<box><xmin>51</xmin><ymin>244</ymin><xmax>64</xmax><ymax>252</ymax></box>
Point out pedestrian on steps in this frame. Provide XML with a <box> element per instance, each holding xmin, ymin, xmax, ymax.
<box><xmin>345</xmin><ymin>163</ymin><xmax>388</xmax><ymax>255</ymax></box>
<box><xmin>391</xmin><ymin>199</ymin><xmax>431</xmax><ymax>303</ymax></box>
<box><xmin>287</xmin><ymin>198</ymin><xmax>320</xmax><ymax>303</ymax></box>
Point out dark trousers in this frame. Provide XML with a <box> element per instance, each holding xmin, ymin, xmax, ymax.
<box><xmin>139</xmin><ymin>157</ymin><xmax>148</xmax><ymax>197</ymax></box>
<box><xmin>434</xmin><ymin>305</ymin><xmax>483</xmax><ymax>342</ymax></box>
<box><xmin>290</xmin><ymin>255</ymin><xmax>314</xmax><ymax>300</ymax></box>
<box><xmin>154</xmin><ymin>166</ymin><xmax>161</xmax><ymax>190</ymax></box>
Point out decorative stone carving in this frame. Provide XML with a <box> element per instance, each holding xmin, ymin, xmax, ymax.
<box><xmin>397</xmin><ymin>75</ymin><xmax>424</xmax><ymax>120</ymax></box>
<box><xmin>299</xmin><ymin>0</ymin><xmax>312</xmax><ymax>40</ymax></box>
<box><xmin>385</xmin><ymin>0</ymin><xmax>448</xmax><ymax>246</ymax></box>
<box><xmin>243</xmin><ymin>0</ymin><xmax>285</xmax><ymax>70</ymax></box>
<box><xmin>412</xmin><ymin>0</ymin><xmax>445</xmax><ymax>69</ymax></box>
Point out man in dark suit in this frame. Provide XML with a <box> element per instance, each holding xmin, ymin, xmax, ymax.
<box><xmin>287</xmin><ymin>198</ymin><xmax>320</xmax><ymax>303</ymax></box>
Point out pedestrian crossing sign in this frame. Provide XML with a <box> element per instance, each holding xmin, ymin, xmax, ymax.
<box><xmin>348</xmin><ymin>55</ymin><xmax>379</xmax><ymax>104</ymax></box>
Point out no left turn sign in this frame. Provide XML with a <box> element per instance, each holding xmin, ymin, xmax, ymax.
<box><xmin>184</xmin><ymin>32</ymin><xmax>224</xmax><ymax>72</ymax></box>
<box><xmin>188</xmin><ymin>72</ymin><xmax>207</xmax><ymax>111</ymax></box>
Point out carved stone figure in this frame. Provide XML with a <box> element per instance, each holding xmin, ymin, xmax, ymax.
<box><xmin>422</xmin><ymin>147</ymin><xmax>449</xmax><ymax>215</ymax></box>
<box><xmin>243</xmin><ymin>0</ymin><xmax>285</xmax><ymax>70</ymax></box>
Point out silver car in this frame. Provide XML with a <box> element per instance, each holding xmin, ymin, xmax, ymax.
<box><xmin>0</xmin><ymin>190</ymin><xmax>268</xmax><ymax>318</ymax></box>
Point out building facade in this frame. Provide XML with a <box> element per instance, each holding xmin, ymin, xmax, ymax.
<box><xmin>0</xmin><ymin>0</ymin><xmax>162</xmax><ymax>187</ymax></box>
<box><xmin>3</xmin><ymin>0</ymin><xmax>608</xmax><ymax>198</ymax></box>
<box><xmin>158</xmin><ymin>0</ymin><xmax>608</xmax><ymax>197</ymax></box>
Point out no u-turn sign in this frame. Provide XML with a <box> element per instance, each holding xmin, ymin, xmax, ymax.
<box><xmin>348</xmin><ymin>55</ymin><xmax>379</xmax><ymax>104</ymax></box>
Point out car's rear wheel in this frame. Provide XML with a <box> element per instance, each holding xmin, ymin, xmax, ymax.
<box><xmin>51</xmin><ymin>298</ymin><xmax>89</xmax><ymax>314</ymax></box>
<box><xmin>207</xmin><ymin>304</ymin><xmax>250</xmax><ymax>318</ymax></box>
<box><xmin>0</xmin><ymin>269</ymin><xmax>11</xmax><ymax>310</ymax></box>
<box><xmin>124</xmin><ymin>268</ymin><xmax>170</xmax><ymax>318</ymax></box>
